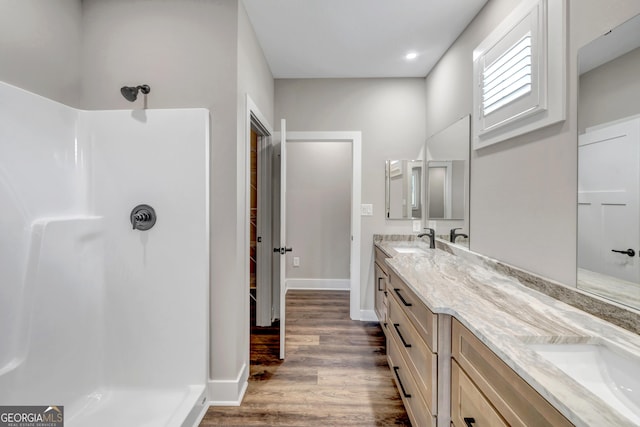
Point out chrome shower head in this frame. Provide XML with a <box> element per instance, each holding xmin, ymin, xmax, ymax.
<box><xmin>120</xmin><ymin>84</ymin><xmax>150</xmax><ymax>102</ymax></box>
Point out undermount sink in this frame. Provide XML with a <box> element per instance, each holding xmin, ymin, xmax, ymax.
<box><xmin>392</xmin><ymin>246</ymin><xmax>428</xmax><ymax>255</ymax></box>
<box><xmin>528</xmin><ymin>342</ymin><xmax>640</xmax><ymax>424</ymax></box>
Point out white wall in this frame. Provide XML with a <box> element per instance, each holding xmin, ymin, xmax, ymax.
<box><xmin>424</xmin><ymin>0</ymin><xmax>640</xmax><ymax>286</ymax></box>
<box><xmin>0</xmin><ymin>82</ymin><xmax>82</xmax><ymax>378</ymax></box>
<box><xmin>275</xmin><ymin>78</ymin><xmax>426</xmax><ymax>310</ymax></box>
<box><xmin>82</xmin><ymin>108</ymin><xmax>209</xmax><ymax>388</ymax></box>
<box><xmin>0</xmin><ymin>0</ymin><xmax>82</xmax><ymax>106</ymax></box>
<box><xmin>286</xmin><ymin>142</ymin><xmax>351</xmax><ymax>280</ymax></box>
<box><xmin>579</xmin><ymin>47</ymin><xmax>640</xmax><ymax>132</ymax></box>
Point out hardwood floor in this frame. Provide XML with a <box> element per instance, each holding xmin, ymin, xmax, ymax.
<box><xmin>200</xmin><ymin>290</ymin><xmax>410</xmax><ymax>426</ymax></box>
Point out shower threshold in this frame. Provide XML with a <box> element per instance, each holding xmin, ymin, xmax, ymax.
<box><xmin>64</xmin><ymin>384</ymin><xmax>206</xmax><ymax>427</ymax></box>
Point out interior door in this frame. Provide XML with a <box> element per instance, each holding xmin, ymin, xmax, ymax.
<box><xmin>278</xmin><ymin>119</ymin><xmax>288</xmax><ymax>359</ymax></box>
<box><xmin>578</xmin><ymin>117</ymin><xmax>640</xmax><ymax>283</ymax></box>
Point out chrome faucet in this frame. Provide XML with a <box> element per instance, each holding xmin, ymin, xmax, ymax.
<box><xmin>449</xmin><ymin>228</ymin><xmax>468</xmax><ymax>243</ymax></box>
<box><xmin>418</xmin><ymin>228</ymin><xmax>435</xmax><ymax>249</ymax></box>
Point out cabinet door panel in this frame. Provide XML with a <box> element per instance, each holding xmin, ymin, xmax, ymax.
<box><xmin>374</xmin><ymin>262</ymin><xmax>388</xmax><ymax>325</ymax></box>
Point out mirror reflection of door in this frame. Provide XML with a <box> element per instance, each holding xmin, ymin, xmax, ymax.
<box><xmin>577</xmin><ymin>13</ymin><xmax>640</xmax><ymax>310</ymax></box>
<box><xmin>385</xmin><ymin>160</ymin><xmax>423</xmax><ymax>219</ymax></box>
<box><xmin>427</xmin><ymin>163</ymin><xmax>449</xmax><ymax>218</ymax></box>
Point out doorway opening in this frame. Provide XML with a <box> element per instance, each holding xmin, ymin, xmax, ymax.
<box><xmin>276</xmin><ymin>130</ymin><xmax>363</xmax><ymax>360</ymax></box>
<box><xmin>245</xmin><ymin>97</ymin><xmax>280</xmax><ymax>369</ymax></box>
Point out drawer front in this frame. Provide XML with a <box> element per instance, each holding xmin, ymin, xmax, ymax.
<box><xmin>374</xmin><ymin>247</ymin><xmax>390</xmax><ymax>273</ymax></box>
<box><xmin>388</xmin><ymin>269</ymin><xmax>437</xmax><ymax>352</ymax></box>
<box><xmin>388</xmin><ymin>335</ymin><xmax>436</xmax><ymax>427</ymax></box>
<box><xmin>452</xmin><ymin>360</ymin><xmax>508</xmax><ymax>427</ymax></box>
<box><xmin>388</xmin><ymin>292</ymin><xmax>437</xmax><ymax>413</ymax></box>
<box><xmin>452</xmin><ymin>319</ymin><xmax>573</xmax><ymax>427</ymax></box>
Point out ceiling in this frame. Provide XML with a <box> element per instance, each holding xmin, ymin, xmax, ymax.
<box><xmin>242</xmin><ymin>0</ymin><xmax>488</xmax><ymax>79</ymax></box>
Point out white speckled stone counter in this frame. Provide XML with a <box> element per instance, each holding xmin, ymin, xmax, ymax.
<box><xmin>374</xmin><ymin>238</ymin><xmax>640</xmax><ymax>427</ymax></box>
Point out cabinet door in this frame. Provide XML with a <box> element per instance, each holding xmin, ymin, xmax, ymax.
<box><xmin>374</xmin><ymin>262</ymin><xmax>387</xmax><ymax>323</ymax></box>
<box><xmin>452</xmin><ymin>319</ymin><xmax>572</xmax><ymax>427</ymax></box>
<box><xmin>452</xmin><ymin>360</ymin><xmax>508</xmax><ymax>427</ymax></box>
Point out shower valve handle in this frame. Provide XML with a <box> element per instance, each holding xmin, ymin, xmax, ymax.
<box><xmin>130</xmin><ymin>204</ymin><xmax>157</xmax><ymax>231</ymax></box>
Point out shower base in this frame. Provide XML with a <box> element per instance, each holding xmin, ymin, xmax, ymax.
<box><xmin>65</xmin><ymin>385</ymin><xmax>206</xmax><ymax>427</ymax></box>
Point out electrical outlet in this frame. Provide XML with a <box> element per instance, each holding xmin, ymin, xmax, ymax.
<box><xmin>293</xmin><ymin>256</ymin><xmax>300</xmax><ymax>267</ymax></box>
<box><xmin>412</xmin><ymin>220</ymin><xmax>422</xmax><ymax>232</ymax></box>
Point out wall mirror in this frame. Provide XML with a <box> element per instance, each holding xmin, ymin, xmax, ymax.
<box><xmin>577</xmin><ymin>13</ymin><xmax>640</xmax><ymax>311</ymax></box>
<box><xmin>385</xmin><ymin>160</ymin><xmax>423</xmax><ymax>219</ymax></box>
<box><xmin>425</xmin><ymin>115</ymin><xmax>471</xmax><ymax>245</ymax></box>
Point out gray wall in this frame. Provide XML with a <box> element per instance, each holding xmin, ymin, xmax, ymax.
<box><xmin>0</xmin><ymin>0</ymin><xmax>82</xmax><ymax>106</ymax></box>
<box><xmin>286</xmin><ymin>142</ymin><xmax>351</xmax><ymax>279</ymax></box>
<box><xmin>579</xmin><ymin>47</ymin><xmax>640</xmax><ymax>133</ymax></box>
<box><xmin>275</xmin><ymin>78</ymin><xmax>426</xmax><ymax>310</ymax></box>
<box><xmin>424</xmin><ymin>0</ymin><xmax>640</xmax><ymax>286</ymax></box>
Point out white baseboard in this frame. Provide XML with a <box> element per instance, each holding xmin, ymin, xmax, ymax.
<box><xmin>286</xmin><ymin>278</ymin><xmax>350</xmax><ymax>291</ymax></box>
<box><xmin>359</xmin><ymin>309</ymin><xmax>378</xmax><ymax>322</ymax></box>
<box><xmin>207</xmin><ymin>363</ymin><xmax>248</xmax><ymax>406</ymax></box>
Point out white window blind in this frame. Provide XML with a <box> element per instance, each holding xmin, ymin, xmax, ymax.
<box><xmin>482</xmin><ymin>33</ymin><xmax>532</xmax><ymax>116</ymax></box>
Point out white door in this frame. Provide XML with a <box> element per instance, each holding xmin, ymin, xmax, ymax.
<box><xmin>578</xmin><ymin>117</ymin><xmax>640</xmax><ymax>282</ymax></box>
<box><xmin>277</xmin><ymin>119</ymin><xmax>289</xmax><ymax>359</ymax></box>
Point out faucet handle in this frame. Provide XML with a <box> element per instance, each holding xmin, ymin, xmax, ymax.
<box><xmin>423</xmin><ymin>227</ymin><xmax>435</xmax><ymax>234</ymax></box>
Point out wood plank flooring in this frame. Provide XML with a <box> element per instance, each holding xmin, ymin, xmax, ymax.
<box><xmin>200</xmin><ymin>290</ymin><xmax>410</xmax><ymax>426</ymax></box>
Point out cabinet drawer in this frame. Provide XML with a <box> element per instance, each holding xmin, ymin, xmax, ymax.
<box><xmin>452</xmin><ymin>319</ymin><xmax>573</xmax><ymax>427</ymax></box>
<box><xmin>388</xmin><ymin>292</ymin><xmax>437</xmax><ymax>413</ymax></box>
<box><xmin>388</xmin><ymin>269</ymin><xmax>437</xmax><ymax>352</ymax></box>
<box><xmin>452</xmin><ymin>360</ymin><xmax>508</xmax><ymax>427</ymax></box>
<box><xmin>388</xmin><ymin>334</ymin><xmax>436</xmax><ymax>427</ymax></box>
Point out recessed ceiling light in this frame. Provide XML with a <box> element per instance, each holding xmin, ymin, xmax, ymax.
<box><xmin>405</xmin><ymin>52</ymin><xmax>418</xmax><ymax>60</ymax></box>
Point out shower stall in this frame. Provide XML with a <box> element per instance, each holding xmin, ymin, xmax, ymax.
<box><xmin>0</xmin><ymin>81</ymin><xmax>209</xmax><ymax>426</ymax></box>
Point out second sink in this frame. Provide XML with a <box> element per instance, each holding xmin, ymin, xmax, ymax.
<box><xmin>528</xmin><ymin>342</ymin><xmax>640</xmax><ymax>425</ymax></box>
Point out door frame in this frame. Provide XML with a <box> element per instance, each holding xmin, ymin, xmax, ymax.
<box><xmin>285</xmin><ymin>131</ymin><xmax>362</xmax><ymax>320</ymax></box>
<box><xmin>245</xmin><ymin>95</ymin><xmax>274</xmax><ymax>328</ymax></box>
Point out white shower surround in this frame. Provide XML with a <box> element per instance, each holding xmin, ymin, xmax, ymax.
<box><xmin>0</xmin><ymin>81</ymin><xmax>209</xmax><ymax>427</ymax></box>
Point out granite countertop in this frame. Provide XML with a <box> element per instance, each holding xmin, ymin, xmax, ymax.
<box><xmin>375</xmin><ymin>239</ymin><xmax>640</xmax><ymax>427</ymax></box>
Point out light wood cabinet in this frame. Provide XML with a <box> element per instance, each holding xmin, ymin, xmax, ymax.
<box><xmin>385</xmin><ymin>264</ymin><xmax>439</xmax><ymax>427</ymax></box>
<box><xmin>378</xmin><ymin>245</ymin><xmax>573</xmax><ymax>427</ymax></box>
<box><xmin>451</xmin><ymin>319</ymin><xmax>573</xmax><ymax>427</ymax></box>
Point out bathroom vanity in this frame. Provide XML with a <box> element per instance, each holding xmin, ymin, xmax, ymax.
<box><xmin>374</xmin><ymin>236</ymin><xmax>640</xmax><ymax>427</ymax></box>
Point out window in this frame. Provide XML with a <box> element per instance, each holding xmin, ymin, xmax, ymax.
<box><xmin>472</xmin><ymin>0</ymin><xmax>566</xmax><ymax>149</ymax></box>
